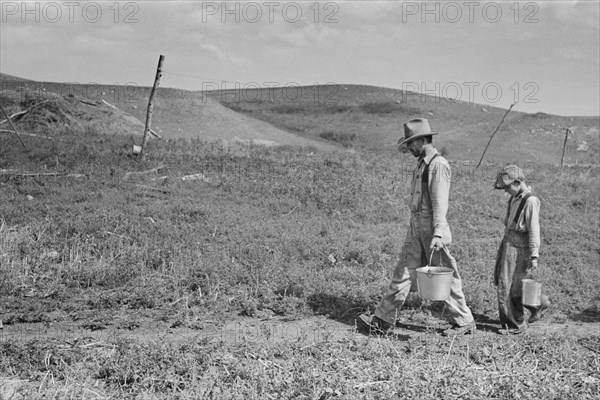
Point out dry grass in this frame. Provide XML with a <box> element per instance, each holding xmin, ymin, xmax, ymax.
<box><xmin>0</xmin><ymin>87</ymin><xmax>599</xmax><ymax>398</ymax></box>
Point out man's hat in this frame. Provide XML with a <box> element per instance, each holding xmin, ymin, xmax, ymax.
<box><xmin>397</xmin><ymin>118</ymin><xmax>438</xmax><ymax>147</ymax></box>
<box><xmin>494</xmin><ymin>165</ymin><xmax>525</xmax><ymax>189</ymax></box>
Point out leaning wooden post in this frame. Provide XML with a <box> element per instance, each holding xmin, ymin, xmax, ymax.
<box><xmin>140</xmin><ymin>55</ymin><xmax>165</xmax><ymax>160</ymax></box>
<box><xmin>560</xmin><ymin>127</ymin><xmax>571</xmax><ymax>168</ymax></box>
<box><xmin>0</xmin><ymin>104</ymin><xmax>27</xmax><ymax>150</ymax></box>
<box><xmin>476</xmin><ymin>103</ymin><xmax>516</xmax><ymax>169</ymax></box>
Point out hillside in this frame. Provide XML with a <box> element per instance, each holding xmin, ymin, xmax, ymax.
<box><xmin>209</xmin><ymin>84</ymin><xmax>600</xmax><ymax>165</ymax></box>
<box><xmin>1</xmin><ymin>74</ymin><xmax>598</xmax><ymax>164</ymax></box>
<box><xmin>0</xmin><ymin>75</ymin><xmax>340</xmax><ymax>151</ymax></box>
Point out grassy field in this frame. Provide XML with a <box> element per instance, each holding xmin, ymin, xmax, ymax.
<box><xmin>1</xmin><ymin>84</ymin><xmax>599</xmax><ymax>398</ymax></box>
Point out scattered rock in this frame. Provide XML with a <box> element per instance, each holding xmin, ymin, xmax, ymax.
<box><xmin>41</xmin><ymin>250</ymin><xmax>60</xmax><ymax>261</ymax></box>
<box><xmin>181</xmin><ymin>173</ymin><xmax>210</xmax><ymax>182</ymax></box>
<box><xmin>576</xmin><ymin>141</ymin><xmax>589</xmax><ymax>152</ymax></box>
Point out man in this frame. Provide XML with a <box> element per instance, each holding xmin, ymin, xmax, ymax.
<box><xmin>493</xmin><ymin>165</ymin><xmax>547</xmax><ymax>334</ymax></box>
<box><xmin>357</xmin><ymin>118</ymin><xmax>476</xmax><ymax>336</ymax></box>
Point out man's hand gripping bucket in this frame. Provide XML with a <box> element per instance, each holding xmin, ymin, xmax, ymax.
<box><xmin>416</xmin><ymin>250</ymin><xmax>454</xmax><ymax>301</ymax></box>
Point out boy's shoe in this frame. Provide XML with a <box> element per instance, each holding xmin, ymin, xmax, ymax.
<box><xmin>528</xmin><ymin>298</ymin><xmax>550</xmax><ymax>324</ymax></box>
<box><xmin>356</xmin><ymin>314</ymin><xmax>393</xmax><ymax>335</ymax></box>
<box><xmin>442</xmin><ymin>320</ymin><xmax>476</xmax><ymax>336</ymax></box>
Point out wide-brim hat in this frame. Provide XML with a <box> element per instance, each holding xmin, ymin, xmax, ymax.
<box><xmin>494</xmin><ymin>165</ymin><xmax>525</xmax><ymax>189</ymax></box>
<box><xmin>397</xmin><ymin>118</ymin><xmax>438</xmax><ymax>147</ymax></box>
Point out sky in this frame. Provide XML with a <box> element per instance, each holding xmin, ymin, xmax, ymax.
<box><xmin>1</xmin><ymin>0</ymin><xmax>599</xmax><ymax>116</ymax></box>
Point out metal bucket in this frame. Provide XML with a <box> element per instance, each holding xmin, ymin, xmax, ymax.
<box><xmin>522</xmin><ymin>279</ymin><xmax>542</xmax><ymax>307</ymax></box>
<box><xmin>416</xmin><ymin>251</ymin><xmax>453</xmax><ymax>301</ymax></box>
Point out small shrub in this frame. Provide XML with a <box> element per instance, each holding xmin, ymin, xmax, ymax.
<box><xmin>319</xmin><ymin>131</ymin><xmax>356</xmax><ymax>147</ymax></box>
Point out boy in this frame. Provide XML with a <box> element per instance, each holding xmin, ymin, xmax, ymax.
<box><xmin>494</xmin><ymin>165</ymin><xmax>548</xmax><ymax>334</ymax></box>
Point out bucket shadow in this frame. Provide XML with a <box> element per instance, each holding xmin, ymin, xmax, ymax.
<box><xmin>571</xmin><ymin>307</ymin><xmax>600</xmax><ymax>323</ymax></box>
<box><xmin>471</xmin><ymin>313</ymin><xmax>502</xmax><ymax>333</ymax></box>
<box><xmin>353</xmin><ymin>329</ymin><xmax>411</xmax><ymax>341</ymax></box>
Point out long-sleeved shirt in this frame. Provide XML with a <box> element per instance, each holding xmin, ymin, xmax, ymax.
<box><xmin>409</xmin><ymin>144</ymin><xmax>452</xmax><ymax>243</ymax></box>
<box><xmin>503</xmin><ymin>185</ymin><xmax>541</xmax><ymax>258</ymax></box>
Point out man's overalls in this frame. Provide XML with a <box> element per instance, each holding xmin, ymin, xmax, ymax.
<box><xmin>374</xmin><ymin>146</ymin><xmax>474</xmax><ymax>327</ymax></box>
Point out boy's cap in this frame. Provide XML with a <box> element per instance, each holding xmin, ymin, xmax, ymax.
<box><xmin>494</xmin><ymin>165</ymin><xmax>525</xmax><ymax>189</ymax></box>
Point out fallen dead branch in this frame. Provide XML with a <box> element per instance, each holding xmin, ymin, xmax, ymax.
<box><xmin>122</xmin><ymin>166</ymin><xmax>167</xmax><ymax>181</ymax></box>
<box><xmin>132</xmin><ymin>183</ymin><xmax>171</xmax><ymax>194</ymax></box>
<box><xmin>78</xmin><ymin>99</ymin><xmax>99</xmax><ymax>106</ymax></box>
<box><xmin>353</xmin><ymin>381</ymin><xmax>392</xmax><ymax>389</ymax></box>
<box><xmin>101</xmin><ymin>99</ymin><xmax>119</xmax><ymax>109</ymax></box>
<box><xmin>0</xmin><ymin>104</ymin><xmax>27</xmax><ymax>149</ymax></box>
<box><xmin>0</xmin><ymin>169</ymin><xmax>85</xmax><ymax>178</ymax></box>
<box><xmin>0</xmin><ymin>129</ymin><xmax>53</xmax><ymax>140</ymax></box>
<box><xmin>0</xmin><ymin>100</ymin><xmax>50</xmax><ymax>125</ymax></box>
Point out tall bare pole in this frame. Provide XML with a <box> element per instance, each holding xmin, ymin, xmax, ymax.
<box><xmin>476</xmin><ymin>103</ymin><xmax>516</xmax><ymax>169</ymax></box>
<box><xmin>560</xmin><ymin>127</ymin><xmax>571</xmax><ymax>167</ymax></box>
<box><xmin>0</xmin><ymin>104</ymin><xmax>27</xmax><ymax>149</ymax></box>
<box><xmin>140</xmin><ymin>55</ymin><xmax>165</xmax><ymax>160</ymax></box>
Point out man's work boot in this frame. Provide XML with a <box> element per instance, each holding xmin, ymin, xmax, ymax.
<box><xmin>442</xmin><ymin>320</ymin><xmax>476</xmax><ymax>336</ymax></box>
<box><xmin>356</xmin><ymin>314</ymin><xmax>393</xmax><ymax>335</ymax></box>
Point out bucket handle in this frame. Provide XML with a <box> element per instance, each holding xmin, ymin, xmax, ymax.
<box><xmin>426</xmin><ymin>249</ymin><xmax>441</xmax><ymax>279</ymax></box>
<box><xmin>428</xmin><ymin>248</ymin><xmax>441</xmax><ymax>267</ymax></box>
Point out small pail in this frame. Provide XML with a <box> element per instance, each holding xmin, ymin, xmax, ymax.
<box><xmin>416</xmin><ymin>251</ymin><xmax>453</xmax><ymax>301</ymax></box>
<box><xmin>522</xmin><ymin>279</ymin><xmax>542</xmax><ymax>307</ymax></box>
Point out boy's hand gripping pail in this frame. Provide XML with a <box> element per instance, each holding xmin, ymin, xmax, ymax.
<box><xmin>522</xmin><ymin>279</ymin><xmax>542</xmax><ymax>307</ymax></box>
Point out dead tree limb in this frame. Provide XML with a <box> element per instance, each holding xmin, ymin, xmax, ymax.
<box><xmin>0</xmin><ymin>170</ymin><xmax>85</xmax><ymax>178</ymax></box>
<box><xmin>0</xmin><ymin>100</ymin><xmax>50</xmax><ymax>125</ymax></box>
<box><xmin>132</xmin><ymin>183</ymin><xmax>171</xmax><ymax>194</ymax></box>
<box><xmin>0</xmin><ymin>104</ymin><xmax>27</xmax><ymax>149</ymax></box>
<box><xmin>122</xmin><ymin>166</ymin><xmax>167</xmax><ymax>181</ymax></box>
<box><xmin>78</xmin><ymin>99</ymin><xmax>98</xmax><ymax>106</ymax></box>
<box><xmin>101</xmin><ymin>99</ymin><xmax>119</xmax><ymax>109</ymax></box>
<box><xmin>476</xmin><ymin>103</ymin><xmax>516</xmax><ymax>168</ymax></box>
<box><xmin>0</xmin><ymin>130</ymin><xmax>52</xmax><ymax>140</ymax></box>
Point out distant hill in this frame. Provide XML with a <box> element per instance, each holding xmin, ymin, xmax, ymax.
<box><xmin>0</xmin><ymin>72</ymin><xmax>32</xmax><ymax>82</ymax></box>
<box><xmin>208</xmin><ymin>84</ymin><xmax>599</xmax><ymax>165</ymax></box>
<box><xmin>1</xmin><ymin>73</ymin><xmax>597</xmax><ymax>164</ymax></box>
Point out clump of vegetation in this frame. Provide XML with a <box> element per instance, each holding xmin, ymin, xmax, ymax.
<box><xmin>319</xmin><ymin>130</ymin><xmax>357</xmax><ymax>147</ymax></box>
<box><xmin>359</xmin><ymin>101</ymin><xmax>420</xmax><ymax>116</ymax></box>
